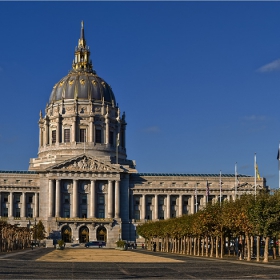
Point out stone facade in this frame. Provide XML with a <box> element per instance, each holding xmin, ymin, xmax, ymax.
<box><xmin>0</xmin><ymin>22</ymin><xmax>266</xmax><ymax>247</ymax></box>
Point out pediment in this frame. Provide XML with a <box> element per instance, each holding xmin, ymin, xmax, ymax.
<box><xmin>47</xmin><ymin>155</ymin><xmax>121</xmax><ymax>173</ymax></box>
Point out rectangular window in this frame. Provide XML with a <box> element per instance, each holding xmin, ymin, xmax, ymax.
<box><xmin>98</xmin><ymin>195</ymin><xmax>104</xmax><ymax>204</ymax></box>
<box><xmin>64</xmin><ymin>129</ymin><xmax>70</xmax><ymax>143</ymax></box>
<box><xmin>15</xmin><ymin>208</ymin><xmax>20</xmax><ymax>218</ymax></box>
<box><xmin>109</xmin><ymin>131</ymin><xmax>114</xmax><ymax>146</ymax></box>
<box><xmin>52</xmin><ymin>130</ymin><xmax>56</xmax><ymax>144</ymax></box>
<box><xmin>3</xmin><ymin>194</ymin><xmax>8</xmax><ymax>203</ymax></box>
<box><xmin>15</xmin><ymin>194</ymin><xmax>20</xmax><ymax>203</ymax></box>
<box><xmin>64</xmin><ymin>209</ymin><xmax>70</xmax><ymax>218</ymax></box>
<box><xmin>81</xmin><ymin>209</ymin><xmax>87</xmax><ymax>218</ymax></box>
<box><xmin>159</xmin><ymin>210</ymin><xmax>164</xmax><ymax>219</ymax></box>
<box><xmin>28</xmin><ymin>196</ymin><xmax>33</xmax><ymax>203</ymax></box>
<box><xmin>146</xmin><ymin>211</ymin><xmax>152</xmax><ymax>220</ymax></box>
<box><xmin>95</xmin><ymin>129</ymin><xmax>101</xmax><ymax>143</ymax></box>
<box><xmin>134</xmin><ymin>210</ymin><xmax>140</xmax><ymax>220</ymax></box>
<box><xmin>80</xmin><ymin>128</ymin><xmax>86</xmax><ymax>142</ymax></box>
<box><xmin>98</xmin><ymin>207</ymin><xmax>104</xmax><ymax>218</ymax></box>
<box><xmin>82</xmin><ymin>195</ymin><xmax>87</xmax><ymax>204</ymax></box>
<box><xmin>64</xmin><ymin>195</ymin><xmax>69</xmax><ymax>204</ymax></box>
<box><xmin>27</xmin><ymin>209</ymin><xmax>33</xmax><ymax>218</ymax></box>
<box><xmin>2</xmin><ymin>208</ymin><xmax>8</xmax><ymax>217</ymax></box>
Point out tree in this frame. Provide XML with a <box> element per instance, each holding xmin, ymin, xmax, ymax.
<box><xmin>33</xmin><ymin>220</ymin><xmax>46</xmax><ymax>242</ymax></box>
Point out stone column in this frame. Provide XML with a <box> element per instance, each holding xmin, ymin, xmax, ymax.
<box><xmin>154</xmin><ymin>194</ymin><xmax>158</xmax><ymax>220</ymax></box>
<box><xmin>8</xmin><ymin>192</ymin><xmax>13</xmax><ymax>218</ymax></box>
<box><xmin>89</xmin><ymin>116</ymin><xmax>94</xmax><ymax>143</ymax></box>
<box><xmin>21</xmin><ymin>192</ymin><xmax>26</xmax><ymax>218</ymax></box>
<box><xmin>107</xmin><ymin>181</ymin><xmax>113</xmax><ymax>218</ymax></box>
<box><xmin>34</xmin><ymin>193</ymin><xmax>38</xmax><ymax>218</ymax></box>
<box><xmin>55</xmin><ymin>179</ymin><xmax>61</xmax><ymax>217</ymax></box>
<box><xmin>191</xmin><ymin>195</ymin><xmax>195</xmax><ymax>214</ymax></box>
<box><xmin>105</xmin><ymin>114</ymin><xmax>109</xmax><ymax>145</ymax></box>
<box><xmin>72</xmin><ymin>180</ymin><xmax>78</xmax><ymax>217</ymax></box>
<box><xmin>141</xmin><ymin>194</ymin><xmax>146</xmax><ymax>220</ymax></box>
<box><xmin>178</xmin><ymin>194</ymin><xmax>183</xmax><ymax>217</ymax></box>
<box><xmin>166</xmin><ymin>194</ymin><xmax>170</xmax><ymax>219</ymax></box>
<box><xmin>49</xmin><ymin>180</ymin><xmax>54</xmax><ymax>217</ymax></box>
<box><xmin>115</xmin><ymin>181</ymin><xmax>120</xmax><ymax>218</ymax></box>
<box><xmin>72</xmin><ymin>117</ymin><xmax>76</xmax><ymax>143</ymax></box>
<box><xmin>44</xmin><ymin>119</ymin><xmax>49</xmax><ymax>145</ymax></box>
<box><xmin>56</xmin><ymin>117</ymin><xmax>60</xmax><ymax>144</ymax></box>
<box><xmin>90</xmin><ymin>180</ymin><xmax>96</xmax><ymax>218</ymax></box>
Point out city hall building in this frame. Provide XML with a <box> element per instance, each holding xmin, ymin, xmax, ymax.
<box><xmin>0</xmin><ymin>23</ymin><xmax>266</xmax><ymax>247</ymax></box>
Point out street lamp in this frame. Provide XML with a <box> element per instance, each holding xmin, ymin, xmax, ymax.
<box><xmin>34</xmin><ymin>218</ymin><xmax>37</xmax><ymax>247</ymax></box>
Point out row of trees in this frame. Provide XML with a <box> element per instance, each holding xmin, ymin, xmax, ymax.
<box><xmin>0</xmin><ymin>220</ymin><xmax>46</xmax><ymax>252</ymax></box>
<box><xmin>137</xmin><ymin>190</ymin><xmax>280</xmax><ymax>262</ymax></box>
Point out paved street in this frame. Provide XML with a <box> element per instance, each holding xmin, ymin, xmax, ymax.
<box><xmin>0</xmin><ymin>247</ymin><xmax>280</xmax><ymax>279</ymax></box>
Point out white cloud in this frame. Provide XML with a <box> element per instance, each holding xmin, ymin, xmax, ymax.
<box><xmin>257</xmin><ymin>59</ymin><xmax>280</xmax><ymax>73</ymax></box>
<box><xmin>143</xmin><ymin>126</ymin><xmax>160</xmax><ymax>133</ymax></box>
<box><xmin>242</xmin><ymin>115</ymin><xmax>267</xmax><ymax>121</ymax></box>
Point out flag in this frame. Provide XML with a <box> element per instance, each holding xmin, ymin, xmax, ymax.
<box><xmin>255</xmin><ymin>164</ymin><xmax>261</xmax><ymax>180</ymax></box>
<box><xmin>206</xmin><ymin>181</ymin><xmax>210</xmax><ymax>196</ymax></box>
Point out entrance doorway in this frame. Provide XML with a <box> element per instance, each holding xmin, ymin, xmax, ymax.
<box><xmin>61</xmin><ymin>226</ymin><xmax>72</xmax><ymax>243</ymax></box>
<box><xmin>79</xmin><ymin>226</ymin><xmax>89</xmax><ymax>243</ymax></box>
<box><xmin>96</xmin><ymin>226</ymin><xmax>107</xmax><ymax>242</ymax></box>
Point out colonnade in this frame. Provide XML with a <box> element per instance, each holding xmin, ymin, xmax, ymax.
<box><xmin>0</xmin><ymin>192</ymin><xmax>39</xmax><ymax>218</ymax></box>
<box><xmin>132</xmin><ymin>193</ymin><xmax>232</xmax><ymax>221</ymax></box>
<box><xmin>39</xmin><ymin>107</ymin><xmax>126</xmax><ymax>149</ymax></box>
<box><xmin>48</xmin><ymin>179</ymin><xmax>120</xmax><ymax>219</ymax></box>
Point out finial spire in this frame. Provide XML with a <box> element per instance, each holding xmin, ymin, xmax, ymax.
<box><xmin>72</xmin><ymin>21</ymin><xmax>94</xmax><ymax>73</ymax></box>
<box><xmin>79</xmin><ymin>20</ymin><xmax>86</xmax><ymax>48</ymax></box>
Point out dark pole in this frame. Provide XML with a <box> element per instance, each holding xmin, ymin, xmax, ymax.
<box><xmin>34</xmin><ymin>218</ymin><xmax>37</xmax><ymax>246</ymax></box>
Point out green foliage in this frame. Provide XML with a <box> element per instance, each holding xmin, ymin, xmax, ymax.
<box><xmin>33</xmin><ymin>220</ymin><xmax>46</xmax><ymax>241</ymax></box>
<box><xmin>116</xmin><ymin>240</ymin><xmax>126</xmax><ymax>247</ymax></box>
<box><xmin>57</xmin><ymin>239</ymin><xmax>65</xmax><ymax>247</ymax></box>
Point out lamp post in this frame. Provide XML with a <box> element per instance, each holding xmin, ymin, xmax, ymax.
<box><xmin>34</xmin><ymin>218</ymin><xmax>37</xmax><ymax>247</ymax></box>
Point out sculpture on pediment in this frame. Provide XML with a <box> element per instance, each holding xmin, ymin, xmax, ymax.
<box><xmin>58</xmin><ymin>156</ymin><xmax>118</xmax><ymax>172</ymax></box>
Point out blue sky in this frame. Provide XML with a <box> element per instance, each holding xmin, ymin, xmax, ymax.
<box><xmin>0</xmin><ymin>2</ymin><xmax>280</xmax><ymax>189</ymax></box>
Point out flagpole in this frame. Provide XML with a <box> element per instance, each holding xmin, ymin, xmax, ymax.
<box><xmin>116</xmin><ymin>133</ymin><xmax>119</xmax><ymax>164</ymax></box>
<box><xmin>219</xmin><ymin>170</ymin><xmax>222</xmax><ymax>206</ymax></box>
<box><xmin>195</xmin><ymin>183</ymin><xmax>198</xmax><ymax>213</ymax></box>
<box><xmin>206</xmin><ymin>180</ymin><xmax>209</xmax><ymax>204</ymax></box>
<box><xmin>235</xmin><ymin>162</ymin><xmax>237</xmax><ymax>201</ymax></box>
<box><xmin>254</xmin><ymin>153</ymin><xmax>257</xmax><ymax>198</ymax></box>
<box><xmin>278</xmin><ymin>142</ymin><xmax>280</xmax><ymax>189</ymax></box>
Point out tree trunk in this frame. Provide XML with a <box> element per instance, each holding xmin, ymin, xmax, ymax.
<box><xmin>201</xmin><ymin>237</ymin><xmax>205</xmax><ymax>257</ymax></box>
<box><xmin>215</xmin><ymin>236</ymin><xmax>219</xmax><ymax>258</ymax></box>
<box><xmin>206</xmin><ymin>236</ymin><xmax>209</xmax><ymax>257</ymax></box>
<box><xmin>250</xmin><ymin>235</ymin><xmax>254</xmax><ymax>259</ymax></box>
<box><xmin>272</xmin><ymin>237</ymin><xmax>277</xmax><ymax>260</ymax></box>
<box><xmin>245</xmin><ymin>233</ymin><xmax>251</xmax><ymax>261</ymax></box>
<box><xmin>263</xmin><ymin>236</ymin><xmax>270</xmax><ymax>263</ymax></box>
<box><xmin>256</xmin><ymin>235</ymin><xmax>260</xmax><ymax>262</ymax></box>
<box><xmin>197</xmin><ymin>237</ymin><xmax>200</xmax><ymax>256</ymax></box>
<box><xmin>220</xmin><ymin>233</ymin><xmax>224</xmax><ymax>259</ymax></box>
<box><xmin>210</xmin><ymin>236</ymin><xmax>214</xmax><ymax>257</ymax></box>
<box><xmin>193</xmin><ymin>237</ymin><xmax>197</xmax><ymax>256</ymax></box>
